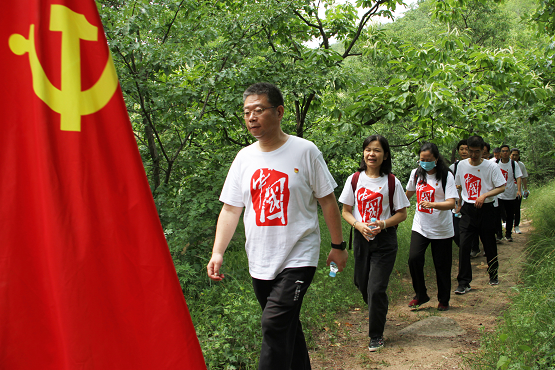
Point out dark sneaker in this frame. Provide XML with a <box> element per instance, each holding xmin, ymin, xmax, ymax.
<box><xmin>368</xmin><ymin>337</ymin><xmax>384</xmax><ymax>352</ymax></box>
<box><xmin>496</xmin><ymin>237</ymin><xmax>503</xmax><ymax>244</ymax></box>
<box><xmin>437</xmin><ymin>303</ymin><xmax>449</xmax><ymax>311</ymax></box>
<box><xmin>470</xmin><ymin>250</ymin><xmax>480</xmax><ymax>258</ymax></box>
<box><xmin>506</xmin><ymin>237</ymin><xmax>513</xmax><ymax>242</ymax></box>
<box><xmin>408</xmin><ymin>296</ymin><xmax>430</xmax><ymax>308</ymax></box>
<box><xmin>454</xmin><ymin>285</ymin><xmax>471</xmax><ymax>295</ymax></box>
<box><xmin>489</xmin><ymin>278</ymin><xmax>499</xmax><ymax>286</ymax></box>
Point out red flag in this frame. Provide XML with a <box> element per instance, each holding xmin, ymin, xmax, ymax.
<box><xmin>0</xmin><ymin>1</ymin><xmax>206</xmax><ymax>369</ymax></box>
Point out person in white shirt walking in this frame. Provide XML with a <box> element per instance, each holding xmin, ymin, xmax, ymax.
<box><xmin>496</xmin><ymin>145</ymin><xmax>522</xmax><ymax>241</ymax></box>
<box><xmin>207</xmin><ymin>83</ymin><xmax>347</xmax><ymax>370</ymax></box>
<box><xmin>454</xmin><ymin>136</ymin><xmax>506</xmax><ymax>292</ymax></box>
<box><xmin>405</xmin><ymin>142</ymin><xmax>457</xmax><ymax>311</ymax></box>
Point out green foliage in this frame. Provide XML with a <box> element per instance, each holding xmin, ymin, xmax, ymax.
<box><xmin>471</xmin><ymin>180</ymin><xmax>555</xmax><ymax>369</ymax></box>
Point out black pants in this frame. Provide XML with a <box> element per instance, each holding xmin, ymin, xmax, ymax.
<box><xmin>408</xmin><ymin>231</ymin><xmax>452</xmax><ymax>306</ymax></box>
<box><xmin>353</xmin><ymin>227</ymin><xmax>398</xmax><ymax>338</ymax></box>
<box><xmin>498</xmin><ymin>198</ymin><xmax>518</xmax><ymax>238</ymax></box>
<box><xmin>252</xmin><ymin>267</ymin><xmax>316</xmax><ymax>370</ymax></box>
<box><xmin>514</xmin><ymin>196</ymin><xmax>522</xmax><ymax>227</ymax></box>
<box><xmin>458</xmin><ymin>202</ymin><xmax>498</xmax><ymax>285</ymax></box>
<box><xmin>494</xmin><ymin>204</ymin><xmax>503</xmax><ymax>240</ymax></box>
<box><xmin>453</xmin><ymin>213</ymin><xmax>480</xmax><ymax>253</ymax></box>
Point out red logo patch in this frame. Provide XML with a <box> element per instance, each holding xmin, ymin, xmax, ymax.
<box><xmin>356</xmin><ymin>188</ymin><xmax>383</xmax><ymax>222</ymax></box>
<box><xmin>464</xmin><ymin>173</ymin><xmax>482</xmax><ymax>201</ymax></box>
<box><xmin>251</xmin><ymin>169</ymin><xmax>289</xmax><ymax>226</ymax></box>
<box><xmin>416</xmin><ymin>181</ymin><xmax>435</xmax><ymax>214</ymax></box>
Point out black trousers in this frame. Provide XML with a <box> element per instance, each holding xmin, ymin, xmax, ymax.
<box><xmin>498</xmin><ymin>198</ymin><xmax>518</xmax><ymax>238</ymax></box>
<box><xmin>453</xmin><ymin>213</ymin><xmax>480</xmax><ymax>253</ymax></box>
<box><xmin>408</xmin><ymin>231</ymin><xmax>452</xmax><ymax>306</ymax></box>
<box><xmin>514</xmin><ymin>196</ymin><xmax>522</xmax><ymax>227</ymax></box>
<box><xmin>252</xmin><ymin>267</ymin><xmax>316</xmax><ymax>370</ymax></box>
<box><xmin>353</xmin><ymin>227</ymin><xmax>398</xmax><ymax>338</ymax></box>
<box><xmin>458</xmin><ymin>202</ymin><xmax>498</xmax><ymax>285</ymax></box>
<box><xmin>494</xmin><ymin>204</ymin><xmax>503</xmax><ymax>239</ymax></box>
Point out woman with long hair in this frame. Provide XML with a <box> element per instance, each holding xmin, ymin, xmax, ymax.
<box><xmin>405</xmin><ymin>142</ymin><xmax>457</xmax><ymax>311</ymax></box>
<box><xmin>338</xmin><ymin>135</ymin><xmax>410</xmax><ymax>352</ymax></box>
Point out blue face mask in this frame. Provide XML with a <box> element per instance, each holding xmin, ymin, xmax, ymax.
<box><xmin>419</xmin><ymin>160</ymin><xmax>436</xmax><ymax>172</ymax></box>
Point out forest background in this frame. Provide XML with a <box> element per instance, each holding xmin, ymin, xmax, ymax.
<box><xmin>96</xmin><ymin>0</ymin><xmax>555</xmax><ymax>368</ymax></box>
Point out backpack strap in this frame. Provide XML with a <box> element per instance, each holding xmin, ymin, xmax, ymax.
<box><xmin>454</xmin><ymin>160</ymin><xmax>459</xmax><ymax>175</ymax></box>
<box><xmin>442</xmin><ymin>170</ymin><xmax>448</xmax><ymax>195</ymax></box>
<box><xmin>388</xmin><ymin>173</ymin><xmax>398</xmax><ymax>229</ymax></box>
<box><xmin>349</xmin><ymin>172</ymin><xmax>361</xmax><ymax>250</ymax></box>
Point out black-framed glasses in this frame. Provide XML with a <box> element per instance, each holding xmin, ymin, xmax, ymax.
<box><xmin>243</xmin><ymin>106</ymin><xmax>276</xmax><ymax>118</ymax></box>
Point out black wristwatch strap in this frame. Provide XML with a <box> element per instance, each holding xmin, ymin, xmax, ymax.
<box><xmin>331</xmin><ymin>241</ymin><xmax>346</xmax><ymax>250</ymax></box>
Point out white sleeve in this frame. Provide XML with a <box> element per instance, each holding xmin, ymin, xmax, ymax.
<box><xmin>406</xmin><ymin>169</ymin><xmax>417</xmax><ymax>192</ymax></box>
<box><xmin>444</xmin><ymin>172</ymin><xmax>458</xmax><ymax>200</ymax></box>
<box><xmin>338</xmin><ymin>174</ymin><xmax>355</xmax><ymax>206</ymax></box>
<box><xmin>513</xmin><ymin>161</ymin><xmax>523</xmax><ymax>179</ymax></box>
<box><xmin>219</xmin><ymin>156</ymin><xmax>245</xmax><ymax>207</ymax></box>
<box><xmin>310</xmin><ymin>152</ymin><xmax>337</xmax><ymax>198</ymax></box>
<box><xmin>393</xmin><ymin>178</ymin><xmax>411</xmax><ymax>211</ymax></box>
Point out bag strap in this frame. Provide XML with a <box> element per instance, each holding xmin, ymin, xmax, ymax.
<box><xmin>348</xmin><ymin>172</ymin><xmax>361</xmax><ymax>250</ymax></box>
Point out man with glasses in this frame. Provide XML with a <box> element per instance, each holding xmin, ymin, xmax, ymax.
<box><xmin>454</xmin><ymin>136</ymin><xmax>506</xmax><ymax>293</ymax></box>
<box><xmin>207</xmin><ymin>83</ymin><xmax>347</xmax><ymax>370</ymax></box>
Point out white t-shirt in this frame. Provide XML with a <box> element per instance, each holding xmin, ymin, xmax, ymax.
<box><xmin>406</xmin><ymin>169</ymin><xmax>458</xmax><ymax>239</ymax></box>
<box><xmin>454</xmin><ymin>159</ymin><xmax>506</xmax><ymax>204</ymax></box>
<box><xmin>220</xmin><ymin>136</ymin><xmax>337</xmax><ymax>280</ymax></box>
<box><xmin>338</xmin><ymin>172</ymin><xmax>410</xmax><ymax>222</ymax></box>
<box><xmin>497</xmin><ymin>160</ymin><xmax>522</xmax><ymax>200</ymax></box>
<box><xmin>517</xmin><ymin>161</ymin><xmax>528</xmax><ymax>178</ymax></box>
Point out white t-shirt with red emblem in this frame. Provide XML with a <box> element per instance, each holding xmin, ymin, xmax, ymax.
<box><xmin>338</xmin><ymin>172</ymin><xmax>410</xmax><ymax>225</ymax></box>
<box><xmin>220</xmin><ymin>136</ymin><xmax>337</xmax><ymax>280</ymax></box>
<box><xmin>454</xmin><ymin>159</ymin><xmax>506</xmax><ymax>204</ymax></box>
<box><xmin>496</xmin><ymin>160</ymin><xmax>523</xmax><ymax>200</ymax></box>
<box><xmin>405</xmin><ymin>169</ymin><xmax>459</xmax><ymax>239</ymax></box>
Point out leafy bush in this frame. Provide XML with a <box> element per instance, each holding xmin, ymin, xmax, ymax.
<box><xmin>472</xmin><ymin>179</ymin><xmax>555</xmax><ymax>369</ymax></box>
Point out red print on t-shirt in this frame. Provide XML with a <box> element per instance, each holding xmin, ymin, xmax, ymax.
<box><xmin>251</xmin><ymin>169</ymin><xmax>289</xmax><ymax>226</ymax></box>
<box><xmin>356</xmin><ymin>188</ymin><xmax>383</xmax><ymax>222</ymax></box>
<box><xmin>464</xmin><ymin>173</ymin><xmax>482</xmax><ymax>201</ymax></box>
<box><xmin>501</xmin><ymin>169</ymin><xmax>508</xmax><ymax>181</ymax></box>
<box><xmin>416</xmin><ymin>182</ymin><xmax>435</xmax><ymax>214</ymax></box>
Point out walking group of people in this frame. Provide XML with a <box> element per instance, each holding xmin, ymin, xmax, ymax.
<box><xmin>206</xmin><ymin>83</ymin><xmax>530</xmax><ymax>369</ymax></box>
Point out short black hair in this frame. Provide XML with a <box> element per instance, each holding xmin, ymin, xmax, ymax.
<box><xmin>467</xmin><ymin>135</ymin><xmax>485</xmax><ymax>149</ymax></box>
<box><xmin>483</xmin><ymin>142</ymin><xmax>491</xmax><ymax>151</ymax></box>
<box><xmin>500</xmin><ymin>144</ymin><xmax>510</xmax><ymax>151</ymax></box>
<box><xmin>456</xmin><ymin>139</ymin><xmax>468</xmax><ymax>150</ymax></box>
<box><xmin>493</xmin><ymin>147</ymin><xmax>501</xmax><ymax>153</ymax></box>
<box><xmin>358</xmin><ymin>135</ymin><xmax>392</xmax><ymax>176</ymax></box>
<box><xmin>511</xmin><ymin>148</ymin><xmax>520</xmax><ymax>154</ymax></box>
<box><xmin>243</xmin><ymin>82</ymin><xmax>284</xmax><ymax>107</ymax></box>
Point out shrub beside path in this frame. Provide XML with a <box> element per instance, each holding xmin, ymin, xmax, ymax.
<box><xmin>309</xmin><ymin>218</ymin><xmax>530</xmax><ymax>369</ymax></box>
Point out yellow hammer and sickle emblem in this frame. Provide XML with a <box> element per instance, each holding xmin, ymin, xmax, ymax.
<box><xmin>8</xmin><ymin>4</ymin><xmax>118</xmax><ymax>132</ymax></box>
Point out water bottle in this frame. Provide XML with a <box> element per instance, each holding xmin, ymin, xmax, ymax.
<box><xmin>368</xmin><ymin>217</ymin><xmax>377</xmax><ymax>240</ymax></box>
<box><xmin>454</xmin><ymin>212</ymin><xmax>462</xmax><ymax>218</ymax></box>
<box><xmin>329</xmin><ymin>262</ymin><xmax>338</xmax><ymax>277</ymax></box>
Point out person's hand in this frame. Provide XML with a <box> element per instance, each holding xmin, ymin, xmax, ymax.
<box><xmin>475</xmin><ymin>195</ymin><xmax>486</xmax><ymax>209</ymax></box>
<box><xmin>455</xmin><ymin>201</ymin><xmax>462</xmax><ymax>213</ymax></box>
<box><xmin>207</xmin><ymin>253</ymin><xmax>225</xmax><ymax>281</ymax></box>
<box><xmin>516</xmin><ymin>190</ymin><xmax>522</xmax><ymax>199</ymax></box>
<box><xmin>419</xmin><ymin>201</ymin><xmax>435</xmax><ymax>210</ymax></box>
<box><xmin>327</xmin><ymin>249</ymin><xmax>348</xmax><ymax>272</ymax></box>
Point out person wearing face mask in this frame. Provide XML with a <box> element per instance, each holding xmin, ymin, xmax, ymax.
<box><xmin>405</xmin><ymin>143</ymin><xmax>458</xmax><ymax>311</ymax></box>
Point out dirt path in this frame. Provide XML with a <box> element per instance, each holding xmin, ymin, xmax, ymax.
<box><xmin>309</xmin><ymin>219</ymin><xmax>530</xmax><ymax>369</ymax></box>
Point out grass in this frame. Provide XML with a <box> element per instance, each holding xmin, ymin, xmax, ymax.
<box><xmin>469</xmin><ymin>180</ymin><xmax>555</xmax><ymax>369</ymax></box>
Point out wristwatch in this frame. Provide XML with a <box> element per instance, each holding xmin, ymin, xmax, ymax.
<box><xmin>331</xmin><ymin>241</ymin><xmax>347</xmax><ymax>250</ymax></box>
